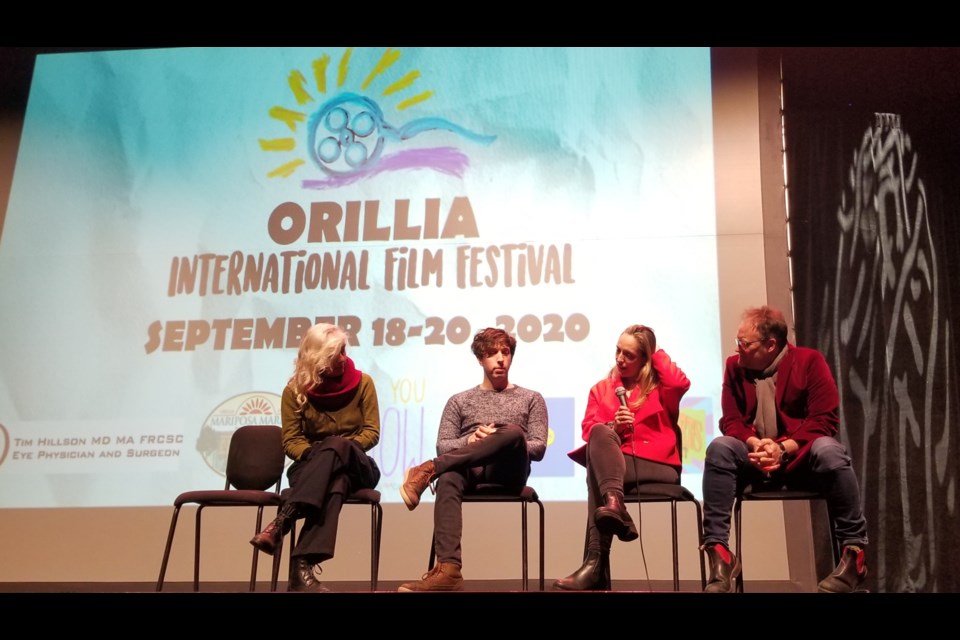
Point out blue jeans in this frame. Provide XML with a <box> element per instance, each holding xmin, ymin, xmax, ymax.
<box><xmin>701</xmin><ymin>435</ymin><xmax>868</xmax><ymax>550</ymax></box>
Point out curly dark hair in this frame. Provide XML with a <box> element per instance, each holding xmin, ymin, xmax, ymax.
<box><xmin>470</xmin><ymin>327</ymin><xmax>517</xmax><ymax>359</ymax></box>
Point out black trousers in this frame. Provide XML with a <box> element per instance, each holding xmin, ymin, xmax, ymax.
<box><xmin>285</xmin><ymin>436</ymin><xmax>380</xmax><ymax>562</ymax></box>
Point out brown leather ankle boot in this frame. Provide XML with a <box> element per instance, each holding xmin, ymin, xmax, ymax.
<box><xmin>594</xmin><ymin>491</ymin><xmax>638</xmax><ymax>542</ymax></box>
<box><xmin>250</xmin><ymin>502</ymin><xmax>297</xmax><ymax>555</ymax></box>
<box><xmin>703</xmin><ymin>543</ymin><xmax>741</xmax><ymax>593</ymax></box>
<box><xmin>553</xmin><ymin>550</ymin><xmax>611</xmax><ymax>590</ymax></box>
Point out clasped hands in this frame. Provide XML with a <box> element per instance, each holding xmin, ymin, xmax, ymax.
<box><xmin>747</xmin><ymin>437</ymin><xmax>785</xmax><ymax>473</ymax></box>
<box><xmin>467</xmin><ymin>423</ymin><xmax>498</xmax><ymax>444</ymax></box>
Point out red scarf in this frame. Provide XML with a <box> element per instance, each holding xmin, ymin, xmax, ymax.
<box><xmin>305</xmin><ymin>356</ymin><xmax>362</xmax><ymax>401</ymax></box>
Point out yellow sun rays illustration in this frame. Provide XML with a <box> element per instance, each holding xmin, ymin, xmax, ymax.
<box><xmin>259</xmin><ymin>47</ymin><xmax>434</xmax><ymax>179</ymax></box>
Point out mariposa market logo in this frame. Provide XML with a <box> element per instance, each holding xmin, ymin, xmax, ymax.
<box><xmin>259</xmin><ymin>47</ymin><xmax>496</xmax><ymax>190</ymax></box>
<box><xmin>196</xmin><ymin>392</ymin><xmax>282</xmax><ymax>476</ymax></box>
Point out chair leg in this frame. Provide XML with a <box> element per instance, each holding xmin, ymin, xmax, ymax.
<box><xmin>581</xmin><ymin>519</ymin><xmax>590</xmax><ymax>562</ymax></box>
<box><xmin>193</xmin><ymin>506</ymin><xmax>205</xmax><ymax>592</ymax></box>
<box><xmin>267</xmin><ymin>507</ymin><xmax>287</xmax><ymax>593</ymax></box>
<box><xmin>521</xmin><ymin>501</ymin><xmax>528</xmax><ymax>591</ymax></box>
<box><xmin>670</xmin><ymin>500</ymin><xmax>680</xmax><ymax>591</ymax></box>
<box><xmin>270</xmin><ymin>517</ymin><xmax>297</xmax><ymax>592</ymax></box>
<box><xmin>536</xmin><ymin>499</ymin><xmax>545</xmax><ymax>592</ymax></box>
<box><xmin>371</xmin><ymin>503</ymin><xmax>383</xmax><ymax>591</ymax></box>
<box><xmin>422</xmin><ymin>494</ymin><xmax>543</xmax><ymax>591</ymax></box>
<box><xmin>288</xmin><ymin>519</ymin><xmax>299</xmax><ymax>588</ymax></box>
<box><xmin>269</xmin><ymin>528</ymin><xmax>283</xmax><ymax>592</ymax></box>
<box><xmin>156</xmin><ymin>506</ymin><xmax>182</xmax><ymax>592</ymax></box>
<box><xmin>695</xmin><ymin>500</ymin><xmax>707</xmax><ymax>590</ymax></box>
<box><xmin>825</xmin><ymin>499</ymin><xmax>840</xmax><ymax>565</ymax></box>
<box><xmin>735</xmin><ymin>495</ymin><xmax>838</xmax><ymax>593</ymax></box>
<box><xmin>249</xmin><ymin>507</ymin><xmax>264</xmax><ymax>592</ymax></box>
<box><xmin>427</xmin><ymin>533</ymin><xmax>437</xmax><ymax>570</ymax></box>
<box><xmin>734</xmin><ymin>497</ymin><xmax>744</xmax><ymax>592</ymax></box>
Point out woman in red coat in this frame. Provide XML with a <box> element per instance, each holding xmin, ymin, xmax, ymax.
<box><xmin>554</xmin><ymin>324</ymin><xmax>690</xmax><ymax>590</ymax></box>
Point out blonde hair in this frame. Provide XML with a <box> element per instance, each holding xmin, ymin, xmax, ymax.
<box><xmin>288</xmin><ymin>323</ymin><xmax>349</xmax><ymax>407</ymax></box>
<box><xmin>609</xmin><ymin>324</ymin><xmax>659</xmax><ymax>408</ymax></box>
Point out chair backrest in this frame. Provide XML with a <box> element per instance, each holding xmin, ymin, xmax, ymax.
<box><xmin>670</xmin><ymin>411</ymin><xmax>684</xmax><ymax>465</ymax></box>
<box><xmin>225</xmin><ymin>425</ymin><xmax>285</xmax><ymax>491</ymax></box>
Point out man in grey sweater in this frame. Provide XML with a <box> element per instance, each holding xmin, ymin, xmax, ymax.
<box><xmin>398</xmin><ymin>327</ymin><xmax>548</xmax><ymax>591</ymax></box>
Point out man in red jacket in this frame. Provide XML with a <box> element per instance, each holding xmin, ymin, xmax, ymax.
<box><xmin>701</xmin><ymin>305</ymin><xmax>868</xmax><ymax>593</ymax></box>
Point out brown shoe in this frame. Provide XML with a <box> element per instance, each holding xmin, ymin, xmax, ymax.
<box><xmin>398</xmin><ymin>562</ymin><xmax>464</xmax><ymax>592</ymax></box>
<box><xmin>400</xmin><ymin>460</ymin><xmax>437</xmax><ymax>511</ymax></box>
<box><xmin>250</xmin><ymin>518</ymin><xmax>284</xmax><ymax>555</ymax></box>
<box><xmin>250</xmin><ymin>503</ymin><xmax>296</xmax><ymax>555</ymax></box>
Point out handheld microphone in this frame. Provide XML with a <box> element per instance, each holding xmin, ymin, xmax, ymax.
<box><xmin>615</xmin><ymin>386</ymin><xmax>628</xmax><ymax>407</ymax></box>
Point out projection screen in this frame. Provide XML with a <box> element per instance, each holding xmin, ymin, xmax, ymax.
<box><xmin>0</xmin><ymin>46</ymin><xmax>722</xmax><ymax>508</ymax></box>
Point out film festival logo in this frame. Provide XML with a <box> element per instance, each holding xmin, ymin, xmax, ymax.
<box><xmin>258</xmin><ymin>47</ymin><xmax>496</xmax><ymax>190</ymax></box>
<box><xmin>196</xmin><ymin>392</ymin><xmax>283</xmax><ymax>476</ymax></box>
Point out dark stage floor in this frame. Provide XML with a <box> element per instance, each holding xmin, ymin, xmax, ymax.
<box><xmin>0</xmin><ymin>578</ymin><xmax>765</xmax><ymax>593</ymax></box>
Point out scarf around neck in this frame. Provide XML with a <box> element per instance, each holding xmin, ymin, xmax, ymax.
<box><xmin>305</xmin><ymin>356</ymin><xmax>362</xmax><ymax>401</ymax></box>
<box><xmin>752</xmin><ymin>345</ymin><xmax>788</xmax><ymax>439</ymax></box>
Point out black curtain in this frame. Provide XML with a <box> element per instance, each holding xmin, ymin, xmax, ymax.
<box><xmin>782</xmin><ymin>47</ymin><xmax>960</xmax><ymax>593</ymax></box>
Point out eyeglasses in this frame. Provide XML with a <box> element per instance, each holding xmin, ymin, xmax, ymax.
<box><xmin>735</xmin><ymin>337</ymin><xmax>763</xmax><ymax>349</ymax></box>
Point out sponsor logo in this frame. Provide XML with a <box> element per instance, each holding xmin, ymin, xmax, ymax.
<box><xmin>196</xmin><ymin>392</ymin><xmax>283</xmax><ymax>476</ymax></box>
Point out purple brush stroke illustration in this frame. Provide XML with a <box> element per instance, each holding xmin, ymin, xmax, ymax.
<box><xmin>302</xmin><ymin>147</ymin><xmax>472</xmax><ymax>190</ymax></box>
<box><xmin>304</xmin><ymin>93</ymin><xmax>494</xmax><ymax>188</ymax></box>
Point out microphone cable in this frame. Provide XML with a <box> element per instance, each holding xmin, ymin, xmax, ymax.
<box><xmin>617</xmin><ymin>385</ymin><xmax>653</xmax><ymax>591</ymax></box>
<box><xmin>632</xmin><ymin>413</ymin><xmax>654</xmax><ymax>592</ymax></box>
